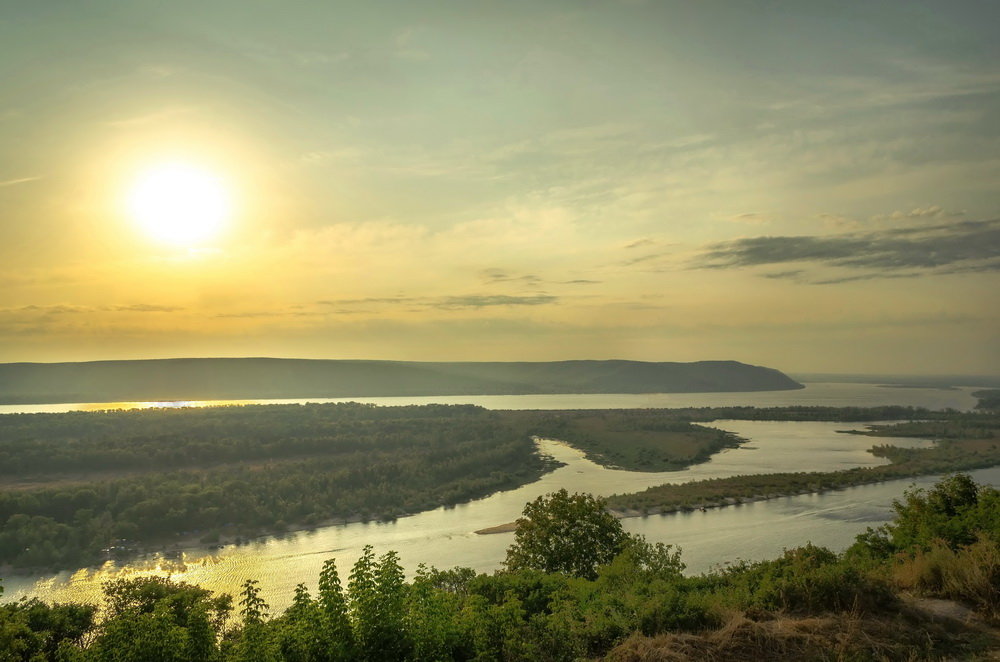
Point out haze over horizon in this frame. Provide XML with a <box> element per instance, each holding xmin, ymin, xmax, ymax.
<box><xmin>1</xmin><ymin>1</ymin><xmax>997</xmax><ymax>375</ymax></box>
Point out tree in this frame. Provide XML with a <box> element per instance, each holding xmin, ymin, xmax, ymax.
<box><xmin>317</xmin><ymin>558</ymin><xmax>354</xmax><ymax>660</ymax></box>
<box><xmin>90</xmin><ymin>577</ymin><xmax>229</xmax><ymax>662</ymax></box>
<box><xmin>504</xmin><ymin>489</ymin><xmax>629</xmax><ymax>579</ymax></box>
<box><xmin>890</xmin><ymin>473</ymin><xmax>985</xmax><ymax>550</ymax></box>
<box><xmin>348</xmin><ymin>546</ymin><xmax>411</xmax><ymax>661</ymax></box>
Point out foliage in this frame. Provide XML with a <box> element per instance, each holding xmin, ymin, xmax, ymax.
<box><xmin>2</xmin><ymin>476</ymin><xmax>1000</xmax><ymax>660</ymax></box>
<box><xmin>714</xmin><ymin>543</ymin><xmax>897</xmax><ymax>614</ymax></box>
<box><xmin>890</xmin><ymin>536</ymin><xmax>1000</xmax><ymax>617</ymax></box>
<box><xmin>0</xmin><ymin>403</ymin><xmax>555</xmax><ymax>570</ymax></box>
<box><xmin>504</xmin><ymin>489</ymin><xmax>630</xmax><ymax>579</ymax></box>
<box><xmin>88</xmin><ymin>577</ymin><xmax>230</xmax><ymax>662</ymax></box>
<box><xmin>850</xmin><ymin>473</ymin><xmax>1000</xmax><ymax>559</ymax></box>
<box><xmin>528</xmin><ymin>411</ymin><xmax>741</xmax><ymax>471</ymax></box>
<box><xmin>973</xmin><ymin>389</ymin><xmax>1000</xmax><ymax>411</ymax></box>
<box><xmin>0</xmin><ymin>597</ymin><xmax>95</xmax><ymax>662</ymax></box>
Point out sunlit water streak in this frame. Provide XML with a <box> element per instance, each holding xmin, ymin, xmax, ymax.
<box><xmin>0</xmin><ymin>382</ymin><xmax>980</xmax><ymax>415</ymax></box>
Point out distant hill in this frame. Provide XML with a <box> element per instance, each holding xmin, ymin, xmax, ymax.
<box><xmin>0</xmin><ymin>358</ymin><xmax>803</xmax><ymax>404</ymax></box>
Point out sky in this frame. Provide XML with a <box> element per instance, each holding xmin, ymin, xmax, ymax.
<box><xmin>0</xmin><ymin>1</ymin><xmax>997</xmax><ymax>374</ymax></box>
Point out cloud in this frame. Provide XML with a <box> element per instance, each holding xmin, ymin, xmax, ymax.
<box><xmin>694</xmin><ymin>218</ymin><xmax>1000</xmax><ymax>283</ymax></box>
<box><xmin>869</xmin><ymin>205</ymin><xmax>965</xmax><ymax>224</ymax></box>
<box><xmin>432</xmin><ymin>295</ymin><xmax>558</xmax><ymax>309</ymax></box>
<box><xmin>0</xmin><ymin>304</ymin><xmax>93</xmax><ymax>315</ymax></box>
<box><xmin>112</xmin><ymin>304</ymin><xmax>184</xmax><ymax>312</ymax></box>
<box><xmin>818</xmin><ymin>213</ymin><xmax>861</xmax><ymax>230</ymax></box>
<box><xmin>0</xmin><ymin>176</ymin><xmax>41</xmax><ymax>188</ymax></box>
<box><xmin>729</xmin><ymin>212</ymin><xmax>771</xmax><ymax>225</ymax></box>
<box><xmin>318</xmin><ymin>294</ymin><xmax>559</xmax><ymax>311</ymax></box>
<box><xmin>622</xmin><ymin>252</ymin><xmax>670</xmax><ymax>267</ymax></box>
<box><xmin>479</xmin><ymin>268</ymin><xmax>543</xmax><ymax>287</ymax></box>
<box><xmin>0</xmin><ymin>303</ymin><xmax>184</xmax><ymax>316</ymax></box>
<box><xmin>761</xmin><ymin>270</ymin><xmax>805</xmax><ymax>280</ymax></box>
<box><xmin>317</xmin><ymin>297</ymin><xmax>416</xmax><ymax>306</ymax></box>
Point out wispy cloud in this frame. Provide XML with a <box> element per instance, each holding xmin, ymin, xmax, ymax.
<box><xmin>112</xmin><ymin>304</ymin><xmax>184</xmax><ymax>313</ymax></box>
<box><xmin>729</xmin><ymin>212</ymin><xmax>771</xmax><ymax>225</ymax></box>
<box><xmin>431</xmin><ymin>295</ymin><xmax>557</xmax><ymax>309</ymax></box>
<box><xmin>0</xmin><ymin>303</ymin><xmax>184</xmax><ymax>315</ymax></box>
<box><xmin>479</xmin><ymin>268</ymin><xmax>543</xmax><ymax>287</ymax></box>
<box><xmin>318</xmin><ymin>294</ymin><xmax>560</xmax><ymax>310</ymax></box>
<box><xmin>624</xmin><ymin>238</ymin><xmax>655</xmax><ymax>250</ymax></box>
<box><xmin>694</xmin><ymin>218</ymin><xmax>1000</xmax><ymax>283</ymax></box>
<box><xmin>0</xmin><ymin>176</ymin><xmax>41</xmax><ymax>188</ymax></box>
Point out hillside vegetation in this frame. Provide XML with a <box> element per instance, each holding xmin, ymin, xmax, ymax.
<box><xmin>0</xmin><ymin>358</ymin><xmax>802</xmax><ymax>404</ymax></box>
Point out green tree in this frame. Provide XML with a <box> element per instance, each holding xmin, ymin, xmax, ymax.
<box><xmin>0</xmin><ymin>597</ymin><xmax>95</xmax><ymax>662</ymax></box>
<box><xmin>505</xmin><ymin>489</ymin><xmax>630</xmax><ymax>579</ymax></box>
<box><xmin>317</xmin><ymin>559</ymin><xmax>354</xmax><ymax>660</ymax></box>
<box><xmin>348</xmin><ymin>546</ymin><xmax>411</xmax><ymax>661</ymax></box>
<box><xmin>90</xmin><ymin>577</ymin><xmax>228</xmax><ymax>662</ymax></box>
<box><xmin>888</xmin><ymin>473</ymin><xmax>993</xmax><ymax>550</ymax></box>
<box><xmin>274</xmin><ymin>584</ymin><xmax>323</xmax><ymax>662</ymax></box>
<box><xmin>233</xmin><ymin>579</ymin><xmax>277</xmax><ymax>662</ymax></box>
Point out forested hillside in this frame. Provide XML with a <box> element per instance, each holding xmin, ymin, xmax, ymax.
<box><xmin>0</xmin><ymin>358</ymin><xmax>802</xmax><ymax>404</ymax></box>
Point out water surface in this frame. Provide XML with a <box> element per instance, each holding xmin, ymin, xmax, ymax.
<box><xmin>0</xmin><ymin>382</ymin><xmax>980</xmax><ymax>415</ymax></box>
<box><xmin>0</xmin><ymin>419</ymin><xmax>953</xmax><ymax>611</ymax></box>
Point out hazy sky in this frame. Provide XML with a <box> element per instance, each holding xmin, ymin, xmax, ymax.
<box><xmin>1</xmin><ymin>1</ymin><xmax>997</xmax><ymax>374</ymax></box>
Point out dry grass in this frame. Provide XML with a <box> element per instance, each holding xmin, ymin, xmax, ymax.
<box><xmin>893</xmin><ymin>537</ymin><xmax>1000</xmax><ymax>620</ymax></box>
<box><xmin>603</xmin><ymin>607</ymin><xmax>997</xmax><ymax>661</ymax></box>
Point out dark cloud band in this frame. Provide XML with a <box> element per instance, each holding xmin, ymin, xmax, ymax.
<box><xmin>695</xmin><ymin>218</ymin><xmax>1000</xmax><ymax>283</ymax></box>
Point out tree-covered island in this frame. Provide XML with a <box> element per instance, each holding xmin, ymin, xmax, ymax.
<box><xmin>1</xmin><ymin>402</ymin><xmax>998</xmax><ymax>573</ymax></box>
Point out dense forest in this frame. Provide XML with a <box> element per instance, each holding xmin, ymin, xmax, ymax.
<box><xmin>3</xmin><ymin>403</ymin><xmax>997</xmax><ymax>572</ymax></box>
<box><xmin>526</xmin><ymin>410</ymin><xmax>741</xmax><ymax>471</ymax></box>
<box><xmin>0</xmin><ymin>404</ymin><xmax>559</xmax><ymax>570</ymax></box>
<box><xmin>1</xmin><ymin>476</ymin><xmax>998</xmax><ymax>661</ymax></box>
<box><xmin>0</xmin><ymin>403</ymin><xmax>748</xmax><ymax>571</ymax></box>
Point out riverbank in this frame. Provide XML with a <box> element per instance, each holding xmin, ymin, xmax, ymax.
<box><xmin>606</xmin><ymin>414</ymin><xmax>999</xmax><ymax>515</ymax></box>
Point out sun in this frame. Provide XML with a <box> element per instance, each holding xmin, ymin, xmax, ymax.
<box><xmin>127</xmin><ymin>162</ymin><xmax>232</xmax><ymax>246</ymax></box>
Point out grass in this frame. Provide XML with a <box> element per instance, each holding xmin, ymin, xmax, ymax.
<box><xmin>604</xmin><ymin>608</ymin><xmax>996</xmax><ymax>661</ymax></box>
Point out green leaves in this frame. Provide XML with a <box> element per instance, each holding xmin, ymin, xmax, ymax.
<box><xmin>348</xmin><ymin>546</ymin><xmax>411</xmax><ymax>661</ymax></box>
<box><xmin>505</xmin><ymin>489</ymin><xmax>630</xmax><ymax>579</ymax></box>
<box><xmin>864</xmin><ymin>473</ymin><xmax>1000</xmax><ymax>555</ymax></box>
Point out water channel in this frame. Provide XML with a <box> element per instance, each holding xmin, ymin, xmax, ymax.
<box><xmin>1</xmin><ymin>382</ymin><xmax>993</xmax><ymax>611</ymax></box>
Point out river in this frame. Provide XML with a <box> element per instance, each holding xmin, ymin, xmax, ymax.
<box><xmin>0</xmin><ymin>381</ymin><xmax>980</xmax><ymax>415</ymax></box>
<box><xmin>0</xmin><ymin>382</ymin><xmax>993</xmax><ymax>611</ymax></box>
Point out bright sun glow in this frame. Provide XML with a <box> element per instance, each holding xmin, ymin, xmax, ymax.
<box><xmin>127</xmin><ymin>162</ymin><xmax>232</xmax><ymax>245</ymax></box>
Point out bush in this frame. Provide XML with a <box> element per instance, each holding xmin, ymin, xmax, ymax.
<box><xmin>724</xmin><ymin>544</ymin><xmax>896</xmax><ymax>614</ymax></box>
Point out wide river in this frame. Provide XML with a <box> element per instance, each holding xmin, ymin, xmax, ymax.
<box><xmin>1</xmin><ymin>382</ymin><xmax>993</xmax><ymax>611</ymax></box>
